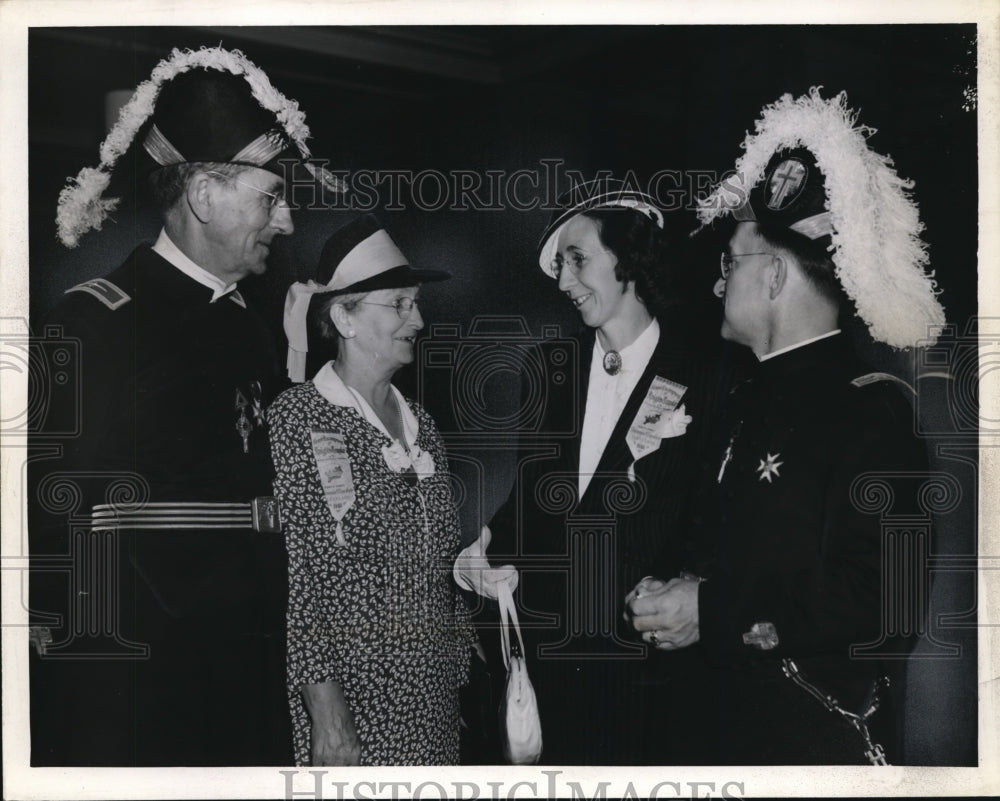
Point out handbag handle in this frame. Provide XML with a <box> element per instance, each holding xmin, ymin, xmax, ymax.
<box><xmin>496</xmin><ymin>577</ymin><xmax>526</xmax><ymax>672</ymax></box>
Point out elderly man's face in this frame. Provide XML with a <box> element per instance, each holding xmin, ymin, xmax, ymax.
<box><xmin>716</xmin><ymin>222</ymin><xmax>774</xmax><ymax>348</ymax></box>
<box><xmin>206</xmin><ymin>167</ymin><xmax>293</xmax><ymax>283</ymax></box>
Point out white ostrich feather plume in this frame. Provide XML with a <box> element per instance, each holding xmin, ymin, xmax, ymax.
<box><xmin>697</xmin><ymin>87</ymin><xmax>945</xmax><ymax>348</ymax></box>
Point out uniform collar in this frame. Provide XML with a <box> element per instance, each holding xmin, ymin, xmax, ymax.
<box><xmin>758</xmin><ymin>328</ymin><xmax>841</xmax><ymax>362</ymax></box>
<box><xmin>756</xmin><ymin>331</ymin><xmax>849</xmax><ymax>380</ymax></box>
<box><xmin>152</xmin><ymin>228</ymin><xmax>244</xmax><ymax>306</ymax></box>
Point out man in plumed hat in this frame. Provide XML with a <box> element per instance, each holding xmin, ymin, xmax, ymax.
<box><xmin>626</xmin><ymin>89</ymin><xmax>943</xmax><ymax>764</ymax></box>
<box><xmin>29</xmin><ymin>47</ymin><xmax>336</xmax><ymax>766</ymax></box>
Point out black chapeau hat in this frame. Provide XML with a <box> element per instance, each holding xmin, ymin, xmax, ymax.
<box><xmin>56</xmin><ymin>46</ymin><xmax>340</xmax><ymax>248</ymax></box>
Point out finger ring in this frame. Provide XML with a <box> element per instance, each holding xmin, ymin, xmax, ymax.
<box><xmin>649</xmin><ymin>632</ymin><xmax>659</xmax><ymax>646</ymax></box>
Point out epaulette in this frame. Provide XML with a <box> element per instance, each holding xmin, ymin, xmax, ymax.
<box><xmin>65</xmin><ymin>278</ymin><xmax>131</xmax><ymax>310</ymax></box>
<box><xmin>850</xmin><ymin>371</ymin><xmax>916</xmax><ymax>397</ymax></box>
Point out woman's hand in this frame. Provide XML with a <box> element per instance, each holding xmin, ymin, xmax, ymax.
<box><xmin>310</xmin><ymin>717</ymin><xmax>361</xmax><ymax>766</ymax></box>
<box><xmin>302</xmin><ymin>680</ymin><xmax>362</xmax><ymax>766</ymax></box>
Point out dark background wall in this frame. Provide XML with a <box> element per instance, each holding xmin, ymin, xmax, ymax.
<box><xmin>27</xmin><ymin>24</ymin><xmax>979</xmax><ymax>766</ymax></box>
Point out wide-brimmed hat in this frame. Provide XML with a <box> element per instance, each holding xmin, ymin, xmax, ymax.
<box><xmin>315</xmin><ymin>214</ymin><xmax>450</xmax><ymax>294</ymax></box>
<box><xmin>536</xmin><ymin>177</ymin><xmax>664</xmax><ymax>278</ymax></box>
<box><xmin>695</xmin><ymin>87</ymin><xmax>945</xmax><ymax>348</ymax></box>
<box><xmin>283</xmin><ymin>214</ymin><xmax>450</xmax><ymax>382</ymax></box>
<box><xmin>56</xmin><ymin>45</ymin><xmax>341</xmax><ymax>248</ymax></box>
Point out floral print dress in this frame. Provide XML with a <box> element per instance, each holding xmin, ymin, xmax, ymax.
<box><xmin>268</xmin><ymin>363</ymin><xmax>474</xmax><ymax>766</ymax></box>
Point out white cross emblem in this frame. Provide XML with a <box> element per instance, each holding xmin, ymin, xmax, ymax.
<box><xmin>757</xmin><ymin>452</ymin><xmax>783</xmax><ymax>483</ymax></box>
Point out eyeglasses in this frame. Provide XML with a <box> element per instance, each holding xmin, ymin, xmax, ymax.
<box><xmin>551</xmin><ymin>252</ymin><xmax>586</xmax><ymax>276</ymax></box>
<box><xmin>207</xmin><ymin>171</ymin><xmax>289</xmax><ymax>213</ymax></box>
<box><xmin>719</xmin><ymin>251</ymin><xmax>773</xmax><ymax>279</ymax></box>
<box><xmin>358</xmin><ymin>297</ymin><xmax>420</xmax><ymax>319</ymax></box>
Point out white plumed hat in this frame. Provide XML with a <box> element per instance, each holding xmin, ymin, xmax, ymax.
<box><xmin>696</xmin><ymin>87</ymin><xmax>945</xmax><ymax>348</ymax></box>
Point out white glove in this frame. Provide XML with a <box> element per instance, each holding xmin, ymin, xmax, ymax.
<box><xmin>454</xmin><ymin>525</ymin><xmax>518</xmax><ymax>599</ymax></box>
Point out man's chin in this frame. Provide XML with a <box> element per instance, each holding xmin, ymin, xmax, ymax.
<box><xmin>719</xmin><ymin>322</ymin><xmax>751</xmax><ymax>350</ymax></box>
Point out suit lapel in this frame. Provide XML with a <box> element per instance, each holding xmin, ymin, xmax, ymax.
<box><xmin>561</xmin><ymin>329</ymin><xmax>594</xmax><ymax>483</ymax></box>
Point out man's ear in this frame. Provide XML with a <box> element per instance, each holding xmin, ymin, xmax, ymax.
<box><xmin>185</xmin><ymin>172</ymin><xmax>215</xmax><ymax>224</ymax></box>
<box><xmin>767</xmin><ymin>254</ymin><xmax>788</xmax><ymax>300</ymax></box>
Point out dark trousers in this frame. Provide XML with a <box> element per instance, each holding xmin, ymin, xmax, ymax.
<box><xmin>528</xmin><ymin>657</ymin><xmax>670</xmax><ymax>765</ymax></box>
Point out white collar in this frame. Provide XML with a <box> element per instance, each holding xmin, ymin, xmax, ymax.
<box><xmin>594</xmin><ymin>317</ymin><xmax>660</xmax><ymax>374</ymax></box>
<box><xmin>758</xmin><ymin>329</ymin><xmax>841</xmax><ymax>362</ymax></box>
<box><xmin>152</xmin><ymin>228</ymin><xmax>243</xmax><ymax>305</ymax></box>
<box><xmin>311</xmin><ymin>361</ymin><xmax>419</xmax><ymax>450</ymax></box>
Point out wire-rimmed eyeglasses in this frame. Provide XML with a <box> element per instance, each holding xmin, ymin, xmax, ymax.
<box><xmin>720</xmin><ymin>251</ymin><xmax>773</xmax><ymax>280</ymax></box>
<box><xmin>358</xmin><ymin>297</ymin><xmax>420</xmax><ymax>319</ymax></box>
<box><xmin>207</xmin><ymin>170</ymin><xmax>289</xmax><ymax>213</ymax></box>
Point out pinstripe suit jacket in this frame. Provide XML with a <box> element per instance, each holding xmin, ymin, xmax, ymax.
<box><xmin>485</xmin><ymin>324</ymin><xmax>733</xmax><ymax>763</ymax></box>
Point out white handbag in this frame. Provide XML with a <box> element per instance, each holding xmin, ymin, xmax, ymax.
<box><xmin>496</xmin><ymin>578</ymin><xmax>543</xmax><ymax>764</ymax></box>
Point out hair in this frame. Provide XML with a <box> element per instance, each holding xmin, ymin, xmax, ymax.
<box><xmin>755</xmin><ymin>223</ymin><xmax>844</xmax><ymax>306</ymax></box>
<box><xmin>579</xmin><ymin>207</ymin><xmax>673</xmax><ymax>319</ymax></box>
<box><xmin>304</xmin><ymin>290</ymin><xmax>366</xmax><ymax>378</ymax></box>
<box><xmin>146</xmin><ymin>161</ymin><xmax>246</xmax><ymax>214</ymax></box>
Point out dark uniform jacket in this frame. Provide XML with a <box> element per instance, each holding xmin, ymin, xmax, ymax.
<box><xmin>486</xmin><ymin>325</ymin><xmax>732</xmax><ymax>764</ymax></box>
<box><xmin>674</xmin><ymin>333</ymin><xmax>927</xmax><ymax>765</ymax></box>
<box><xmin>29</xmin><ymin>244</ymin><xmax>291</xmax><ymax>766</ymax></box>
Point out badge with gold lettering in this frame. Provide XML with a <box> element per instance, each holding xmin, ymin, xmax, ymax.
<box><xmin>625</xmin><ymin>376</ymin><xmax>691</xmax><ymax>480</ymax></box>
<box><xmin>311</xmin><ymin>431</ymin><xmax>355</xmax><ymax>546</ymax></box>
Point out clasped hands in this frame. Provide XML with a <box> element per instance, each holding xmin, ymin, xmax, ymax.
<box><xmin>624</xmin><ymin>575</ymin><xmax>701</xmax><ymax>650</ymax></box>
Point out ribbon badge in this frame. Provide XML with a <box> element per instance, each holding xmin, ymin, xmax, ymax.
<box><xmin>311</xmin><ymin>431</ymin><xmax>356</xmax><ymax>546</ymax></box>
<box><xmin>625</xmin><ymin>376</ymin><xmax>691</xmax><ymax>481</ymax></box>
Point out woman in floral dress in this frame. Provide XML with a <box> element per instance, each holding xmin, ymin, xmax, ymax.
<box><xmin>269</xmin><ymin>215</ymin><xmax>474</xmax><ymax>766</ymax></box>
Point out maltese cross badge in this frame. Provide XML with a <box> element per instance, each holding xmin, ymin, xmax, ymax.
<box><xmin>756</xmin><ymin>452</ymin><xmax>783</xmax><ymax>483</ymax></box>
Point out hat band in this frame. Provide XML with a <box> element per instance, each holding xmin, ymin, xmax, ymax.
<box><xmin>143</xmin><ymin>124</ymin><xmax>186</xmax><ymax>166</ymax></box>
<box><xmin>614</xmin><ymin>198</ymin><xmax>664</xmax><ymax>228</ymax></box>
<box><xmin>283</xmin><ymin>280</ymin><xmax>336</xmax><ymax>383</ymax></box>
<box><xmin>733</xmin><ymin>202</ymin><xmax>757</xmax><ymax>222</ymax></box>
<box><xmin>232</xmin><ymin>129</ymin><xmax>292</xmax><ymax>166</ymax></box>
<box><xmin>789</xmin><ymin>211</ymin><xmax>835</xmax><ymax>240</ymax></box>
<box><xmin>331</xmin><ymin>230</ymin><xmax>409</xmax><ymax>293</ymax></box>
<box><xmin>143</xmin><ymin>124</ymin><xmax>291</xmax><ymax>169</ymax></box>
<box><xmin>537</xmin><ymin>190</ymin><xmax>666</xmax><ymax>276</ymax></box>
